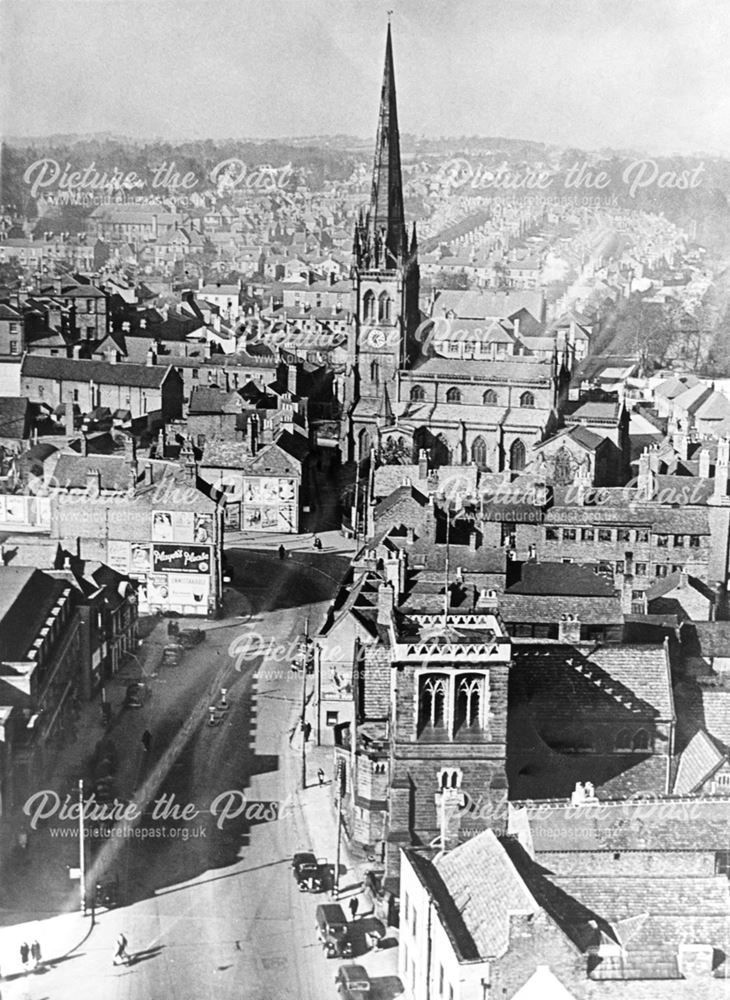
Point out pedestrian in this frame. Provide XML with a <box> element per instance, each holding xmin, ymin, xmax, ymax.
<box><xmin>278</xmin><ymin>544</ymin><xmax>286</xmax><ymax>561</ymax></box>
<box><xmin>31</xmin><ymin>940</ymin><xmax>41</xmax><ymax>968</ymax></box>
<box><xmin>317</xmin><ymin>767</ymin><xmax>325</xmax><ymax>786</ymax></box>
<box><xmin>349</xmin><ymin>896</ymin><xmax>359</xmax><ymax>920</ymax></box>
<box><xmin>113</xmin><ymin>932</ymin><xmax>129</xmax><ymax>966</ymax></box>
<box><xmin>142</xmin><ymin>730</ymin><xmax>151</xmax><ymax>752</ymax></box>
<box><xmin>20</xmin><ymin>941</ymin><xmax>29</xmax><ymax>970</ymax></box>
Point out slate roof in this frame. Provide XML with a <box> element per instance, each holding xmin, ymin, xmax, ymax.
<box><xmin>513</xmin><ymin>797</ymin><xmax>730</xmax><ymax>852</ymax></box>
<box><xmin>0</xmin><ymin>397</ymin><xmax>30</xmax><ymax>438</ymax></box>
<box><xmin>432</xmin><ymin>829</ymin><xmax>541</xmax><ymax>959</ymax></box>
<box><xmin>682</xmin><ymin>621</ymin><xmax>730</xmax><ymax>659</ymax></box>
<box><xmin>21</xmin><ymin>355</ymin><xmax>174</xmax><ymax>388</ymax></box>
<box><xmin>510</xmin><ymin>642</ymin><xmax>673</xmax><ymax>719</ymax></box>
<box><xmin>673</xmin><ymin>728</ymin><xmax>725</xmax><ymax>794</ymax></box>
<box><xmin>432</xmin><ymin>289</ymin><xmax>545</xmax><ymax>322</ymax></box>
<box><xmin>51</xmin><ymin>453</ymin><xmax>173</xmax><ymax>492</ymax></box>
<box><xmin>374</xmin><ymin>485</ymin><xmax>429</xmax><ymax>520</ymax></box>
<box><xmin>0</xmin><ymin>567</ymin><xmax>69</xmax><ymax>662</ymax></box>
<box><xmin>506</xmin><ymin>562</ymin><xmax>615</xmax><ymax>597</ymax></box>
<box><xmin>544</xmin><ymin>504</ymin><xmax>710</xmax><ymax>534</ymax></box>
<box><xmin>500</xmin><ymin>594</ymin><xmax>623</xmax><ymax>625</ymax></box>
<box><xmin>188</xmin><ymin>387</ymin><xmax>245</xmax><ymax>414</ymax></box>
<box><xmin>411</xmin><ymin>356</ymin><xmax>553</xmax><ymax>383</ymax></box>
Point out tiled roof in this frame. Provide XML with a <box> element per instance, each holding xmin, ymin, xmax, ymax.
<box><xmin>510</xmin><ymin>642</ymin><xmax>673</xmax><ymax>719</ymax></box>
<box><xmin>411</xmin><ymin>356</ymin><xmax>553</xmax><ymax>383</ymax></box>
<box><xmin>544</xmin><ymin>504</ymin><xmax>710</xmax><ymax>533</ymax></box>
<box><xmin>506</xmin><ymin>562</ymin><xmax>615</xmax><ymax>597</ymax></box>
<box><xmin>552</xmin><ymin>874</ymin><xmax>730</xmax><ymax>923</ymax></box>
<box><xmin>0</xmin><ymin>567</ymin><xmax>69</xmax><ymax>662</ymax></box>
<box><xmin>374</xmin><ymin>485</ymin><xmax>428</xmax><ymax>519</ymax></box>
<box><xmin>513</xmin><ymin>798</ymin><xmax>730</xmax><ymax>852</ymax></box>
<box><xmin>673</xmin><ymin>729</ymin><xmax>725</xmax><ymax>794</ymax></box>
<box><xmin>21</xmin><ymin>355</ymin><xmax>174</xmax><ymax>388</ymax></box>
<box><xmin>433</xmin><ymin>829</ymin><xmax>540</xmax><ymax>959</ymax></box>
<box><xmin>500</xmin><ymin>593</ymin><xmax>623</xmax><ymax>625</ymax></box>
<box><xmin>432</xmin><ymin>289</ymin><xmax>545</xmax><ymax>322</ymax></box>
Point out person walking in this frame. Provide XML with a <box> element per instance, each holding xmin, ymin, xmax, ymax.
<box><xmin>142</xmin><ymin>730</ymin><xmax>151</xmax><ymax>752</ymax></box>
<box><xmin>20</xmin><ymin>941</ymin><xmax>29</xmax><ymax>971</ymax></box>
<box><xmin>113</xmin><ymin>932</ymin><xmax>129</xmax><ymax>966</ymax></box>
<box><xmin>30</xmin><ymin>940</ymin><xmax>41</xmax><ymax>968</ymax></box>
<box><xmin>317</xmin><ymin>767</ymin><xmax>325</xmax><ymax>786</ymax></box>
<box><xmin>349</xmin><ymin>896</ymin><xmax>359</xmax><ymax>920</ymax></box>
<box><xmin>278</xmin><ymin>544</ymin><xmax>286</xmax><ymax>561</ymax></box>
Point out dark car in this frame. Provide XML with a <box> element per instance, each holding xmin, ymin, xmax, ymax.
<box><xmin>124</xmin><ymin>682</ymin><xmax>148</xmax><ymax>708</ymax></box>
<box><xmin>292</xmin><ymin>850</ymin><xmax>323</xmax><ymax>892</ymax></box>
<box><xmin>180</xmin><ymin>628</ymin><xmax>205</xmax><ymax>648</ymax></box>
<box><xmin>335</xmin><ymin>964</ymin><xmax>371</xmax><ymax>1000</ymax></box>
<box><xmin>316</xmin><ymin>904</ymin><xmax>352</xmax><ymax>958</ymax></box>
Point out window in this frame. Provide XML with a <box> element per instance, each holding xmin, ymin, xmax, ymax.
<box><xmin>73</xmin><ymin>389</ymin><xmax>79</xmax><ymax>402</ymax></box>
<box><xmin>483</xmin><ymin>389</ymin><xmax>498</xmax><ymax>405</ymax></box>
<box><xmin>454</xmin><ymin>675</ymin><xmax>483</xmax><ymax>733</ymax></box>
<box><xmin>9</xmin><ymin>340</ymin><xmax>17</xmax><ymax>355</ymax></box>
<box><xmin>520</xmin><ymin>391</ymin><xmax>535</xmax><ymax>407</ymax></box>
<box><xmin>582</xmin><ymin>527</ymin><xmax>595</xmax><ymax>541</ymax></box>
<box><xmin>378</xmin><ymin>291</ymin><xmax>391</xmax><ymax>322</ymax></box>
<box><xmin>598</xmin><ymin>561</ymin><xmax>613</xmax><ymax>574</ymax></box>
<box><xmin>546</xmin><ymin>527</ymin><xmax>559</xmax><ymax>541</ymax></box>
<box><xmin>716</xmin><ymin>773</ymin><xmax>730</xmax><ymax>788</ymax></box>
<box><xmin>631</xmin><ymin>589</ymin><xmax>644</xmax><ymax>600</ymax></box>
<box><xmin>362</xmin><ymin>290</ymin><xmax>375</xmax><ymax>322</ymax></box>
<box><xmin>689</xmin><ymin>535</ymin><xmax>701</xmax><ymax>548</ymax></box>
<box><xmin>510</xmin><ymin>438</ymin><xmax>526</xmax><ymax>472</ymax></box>
<box><xmin>715</xmin><ymin>851</ymin><xmax>730</xmax><ymax>877</ymax></box>
<box><xmin>656</xmin><ymin>564</ymin><xmax>668</xmax><ymax>577</ymax></box>
<box><xmin>615</xmin><ymin>729</ymin><xmax>632</xmax><ymax>751</ymax></box>
<box><xmin>615</xmin><ymin>560</ymin><xmax>624</xmax><ymax>573</ymax></box>
<box><xmin>370</xmin><ymin>360</ymin><xmax>380</xmax><ymax>386</ymax></box>
<box><xmin>325</xmin><ymin>711</ymin><xmax>338</xmax><ymax>726</ymax></box>
<box><xmin>632</xmin><ymin>729</ymin><xmax>650</xmax><ymax>752</ymax></box>
<box><xmin>635</xmin><ymin>563</ymin><xmax>647</xmax><ymax>576</ymax></box>
<box><xmin>598</xmin><ymin>528</ymin><xmax>612</xmax><ymax>542</ymax></box>
<box><xmin>446</xmin><ymin>387</ymin><xmax>462</xmax><ymax>404</ymax></box>
<box><xmin>636</xmin><ymin>529</ymin><xmax>649</xmax><ymax>543</ymax></box>
<box><xmin>674</xmin><ymin>535</ymin><xmax>685</xmax><ymax>547</ymax></box>
<box><xmin>656</xmin><ymin>534</ymin><xmax>669</xmax><ymax>547</ymax></box>
<box><xmin>617</xmin><ymin>529</ymin><xmax>630</xmax><ymax>542</ymax></box>
<box><xmin>418</xmin><ymin>674</ymin><xmax>448</xmax><ymax>732</ymax></box>
<box><xmin>471</xmin><ymin>436</ymin><xmax>488</xmax><ymax>469</ymax></box>
<box><xmin>410</xmin><ymin>384</ymin><xmax>425</xmax><ymax>402</ymax></box>
<box><xmin>562</xmin><ymin>528</ymin><xmax>576</xmax><ymax>541</ymax></box>
<box><xmin>672</xmin><ymin>564</ymin><xmax>683</xmax><ymax>574</ymax></box>
<box><xmin>38</xmin><ymin>386</ymin><xmax>44</xmax><ymax>397</ymax></box>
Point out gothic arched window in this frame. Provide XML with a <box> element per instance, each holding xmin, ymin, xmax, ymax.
<box><xmin>483</xmin><ymin>389</ymin><xmax>498</xmax><ymax>405</ymax></box>
<box><xmin>378</xmin><ymin>291</ymin><xmax>391</xmax><ymax>322</ymax></box>
<box><xmin>410</xmin><ymin>384</ymin><xmax>425</xmax><ymax>402</ymax></box>
<box><xmin>520</xmin><ymin>391</ymin><xmax>535</xmax><ymax>408</ymax></box>
<box><xmin>510</xmin><ymin>439</ymin><xmax>526</xmax><ymax>472</ymax></box>
<box><xmin>418</xmin><ymin>674</ymin><xmax>447</xmax><ymax>732</ymax></box>
<box><xmin>358</xmin><ymin>428</ymin><xmax>372</xmax><ymax>462</ymax></box>
<box><xmin>471</xmin><ymin>436</ymin><xmax>488</xmax><ymax>469</ymax></box>
<box><xmin>370</xmin><ymin>360</ymin><xmax>380</xmax><ymax>386</ymax></box>
<box><xmin>363</xmin><ymin>290</ymin><xmax>375</xmax><ymax>322</ymax></box>
<box><xmin>633</xmin><ymin>729</ymin><xmax>650</xmax><ymax>752</ymax></box>
<box><xmin>454</xmin><ymin>674</ymin><xmax>483</xmax><ymax>733</ymax></box>
<box><xmin>446</xmin><ymin>387</ymin><xmax>462</xmax><ymax>404</ymax></box>
<box><xmin>615</xmin><ymin>729</ymin><xmax>632</xmax><ymax>751</ymax></box>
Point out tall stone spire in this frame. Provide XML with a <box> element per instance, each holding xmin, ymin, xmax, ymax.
<box><xmin>367</xmin><ymin>24</ymin><xmax>407</xmax><ymax>267</ymax></box>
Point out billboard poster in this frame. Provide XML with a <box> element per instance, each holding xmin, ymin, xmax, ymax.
<box><xmin>152</xmin><ymin>543</ymin><xmax>211</xmax><ymax>574</ymax></box>
<box><xmin>147</xmin><ymin>574</ymin><xmax>170</xmax><ymax>604</ymax></box>
<box><xmin>260</xmin><ymin>478</ymin><xmax>279</xmax><ymax>504</ymax></box>
<box><xmin>152</xmin><ymin>510</ymin><xmax>196</xmax><ymax>543</ymax></box>
<box><xmin>243</xmin><ymin>479</ymin><xmax>260</xmax><ymax>504</ymax></box>
<box><xmin>194</xmin><ymin>512</ymin><xmax>214</xmax><ymax>544</ymax></box>
<box><xmin>107</xmin><ymin>539</ymin><xmax>130</xmax><ymax>574</ymax></box>
<box><xmin>243</xmin><ymin>507</ymin><xmax>261</xmax><ymax>529</ymax></box>
<box><xmin>130</xmin><ymin>543</ymin><xmax>151</xmax><ymax>573</ymax></box>
<box><xmin>224</xmin><ymin>503</ymin><xmax>241</xmax><ymax>530</ymax></box>
<box><xmin>260</xmin><ymin>507</ymin><xmax>279</xmax><ymax>530</ymax></box>
<box><xmin>278</xmin><ymin>479</ymin><xmax>296</xmax><ymax>502</ymax></box>
<box><xmin>278</xmin><ymin>506</ymin><xmax>296</xmax><ymax>532</ymax></box>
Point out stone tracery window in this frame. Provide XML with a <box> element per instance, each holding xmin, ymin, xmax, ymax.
<box><xmin>419</xmin><ymin>674</ymin><xmax>447</xmax><ymax>731</ymax></box>
<box><xmin>454</xmin><ymin>674</ymin><xmax>483</xmax><ymax>732</ymax></box>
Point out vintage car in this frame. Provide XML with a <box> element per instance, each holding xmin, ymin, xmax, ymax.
<box><xmin>291</xmin><ymin>850</ymin><xmax>324</xmax><ymax>892</ymax></box>
<box><xmin>315</xmin><ymin>904</ymin><xmax>353</xmax><ymax>958</ymax></box>
<box><xmin>335</xmin><ymin>964</ymin><xmax>371</xmax><ymax>1000</ymax></box>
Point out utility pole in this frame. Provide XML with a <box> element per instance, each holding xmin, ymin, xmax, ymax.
<box><xmin>334</xmin><ymin>763</ymin><xmax>343</xmax><ymax>899</ymax></box>
<box><xmin>78</xmin><ymin>779</ymin><xmax>86</xmax><ymax>915</ymax></box>
<box><xmin>301</xmin><ymin>617</ymin><xmax>309</xmax><ymax>790</ymax></box>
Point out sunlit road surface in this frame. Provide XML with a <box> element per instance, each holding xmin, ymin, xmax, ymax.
<box><xmin>0</xmin><ymin>548</ymin><xmax>347</xmax><ymax>1000</ymax></box>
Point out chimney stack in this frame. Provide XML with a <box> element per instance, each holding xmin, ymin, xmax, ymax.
<box><xmin>64</xmin><ymin>401</ymin><xmax>75</xmax><ymax>437</ymax></box>
<box><xmin>712</xmin><ymin>437</ymin><xmax>730</xmax><ymax>504</ymax></box>
<box><xmin>146</xmin><ymin>347</ymin><xmax>157</xmax><ymax>367</ymax></box>
<box><xmin>377</xmin><ymin>582</ymin><xmax>395</xmax><ymax>626</ymax></box>
<box><xmin>86</xmin><ymin>467</ymin><xmax>101</xmax><ymax>498</ymax></box>
<box><xmin>699</xmin><ymin>446</ymin><xmax>711</xmax><ymax>479</ymax></box>
<box><xmin>558</xmin><ymin>613</ymin><xmax>581</xmax><ymax>643</ymax></box>
<box><xmin>637</xmin><ymin>449</ymin><xmax>653</xmax><ymax>500</ymax></box>
<box><xmin>418</xmin><ymin>449</ymin><xmax>428</xmax><ymax>482</ymax></box>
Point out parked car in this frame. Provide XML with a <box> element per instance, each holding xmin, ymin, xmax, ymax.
<box><xmin>292</xmin><ymin>850</ymin><xmax>324</xmax><ymax>892</ymax></box>
<box><xmin>335</xmin><ymin>964</ymin><xmax>371</xmax><ymax>1000</ymax></box>
<box><xmin>316</xmin><ymin>904</ymin><xmax>353</xmax><ymax>958</ymax></box>
<box><xmin>180</xmin><ymin>628</ymin><xmax>205</xmax><ymax>648</ymax></box>
<box><xmin>162</xmin><ymin>643</ymin><xmax>183</xmax><ymax>667</ymax></box>
<box><xmin>124</xmin><ymin>681</ymin><xmax>149</xmax><ymax>708</ymax></box>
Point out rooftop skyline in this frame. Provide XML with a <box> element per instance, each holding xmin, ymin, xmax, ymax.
<box><xmin>2</xmin><ymin>0</ymin><xmax>730</xmax><ymax>156</ymax></box>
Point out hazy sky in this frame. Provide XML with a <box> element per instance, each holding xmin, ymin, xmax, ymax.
<box><xmin>2</xmin><ymin>0</ymin><xmax>730</xmax><ymax>154</ymax></box>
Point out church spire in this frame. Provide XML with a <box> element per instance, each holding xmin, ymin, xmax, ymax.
<box><xmin>368</xmin><ymin>24</ymin><xmax>406</xmax><ymax>267</ymax></box>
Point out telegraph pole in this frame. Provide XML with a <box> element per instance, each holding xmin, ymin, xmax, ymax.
<box><xmin>334</xmin><ymin>763</ymin><xmax>343</xmax><ymax>898</ymax></box>
<box><xmin>301</xmin><ymin>617</ymin><xmax>309</xmax><ymax>790</ymax></box>
<box><xmin>78</xmin><ymin>779</ymin><xmax>86</xmax><ymax>914</ymax></box>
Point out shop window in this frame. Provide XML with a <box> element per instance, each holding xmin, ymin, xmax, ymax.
<box><xmin>582</xmin><ymin>527</ymin><xmax>595</xmax><ymax>541</ymax></box>
<box><xmin>546</xmin><ymin>527</ymin><xmax>559</xmax><ymax>541</ymax></box>
<box><xmin>598</xmin><ymin>528</ymin><xmax>612</xmax><ymax>542</ymax></box>
<box><xmin>563</xmin><ymin>528</ymin><xmax>576</xmax><ymax>541</ymax></box>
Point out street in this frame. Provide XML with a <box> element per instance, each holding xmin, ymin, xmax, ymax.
<box><xmin>0</xmin><ymin>538</ymin><xmax>402</xmax><ymax>1000</ymax></box>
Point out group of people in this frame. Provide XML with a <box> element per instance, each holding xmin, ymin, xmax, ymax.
<box><xmin>19</xmin><ymin>940</ymin><xmax>42</xmax><ymax>971</ymax></box>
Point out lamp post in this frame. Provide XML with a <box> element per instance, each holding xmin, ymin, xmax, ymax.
<box><xmin>301</xmin><ymin>617</ymin><xmax>310</xmax><ymax>790</ymax></box>
<box><xmin>334</xmin><ymin>760</ymin><xmax>343</xmax><ymax>899</ymax></box>
<box><xmin>78</xmin><ymin>779</ymin><xmax>86</xmax><ymax>915</ymax></box>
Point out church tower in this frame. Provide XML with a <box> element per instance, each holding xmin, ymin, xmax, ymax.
<box><xmin>347</xmin><ymin>24</ymin><xmax>420</xmax><ymax>462</ymax></box>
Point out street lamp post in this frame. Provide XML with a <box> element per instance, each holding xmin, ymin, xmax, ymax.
<box><xmin>301</xmin><ymin>617</ymin><xmax>310</xmax><ymax>790</ymax></box>
<box><xmin>334</xmin><ymin>762</ymin><xmax>343</xmax><ymax>899</ymax></box>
